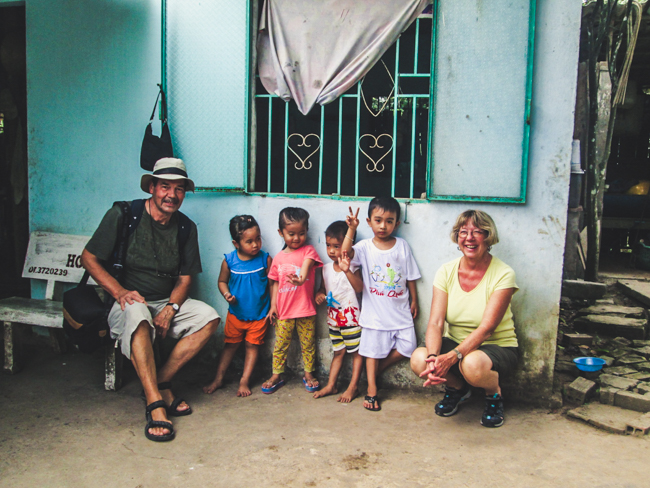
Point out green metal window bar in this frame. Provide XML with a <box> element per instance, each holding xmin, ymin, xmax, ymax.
<box><xmin>251</xmin><ymin>14</ymin><xmax>432</xmax><ymax>200</ymax></box>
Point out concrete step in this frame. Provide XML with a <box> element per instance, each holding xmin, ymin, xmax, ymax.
<box><xmin>568</xmin><ymin>403</ymin><xmax>650</xmax><ymax>435</ymax></box>
<box><xmin>562</xmin><ymin>279</ymin><xmax>607</xmax><ymax>299</ymax></box>
<box><xmin>574</xmin><ymin>315</ymin><xmax>647</xmax><ymax>340</ymax></box>
<box><xmin>618</xmin><ymin>280</ymin><xmax>650</xmax><ymax>308</ymax></box>
<box><xmin>576</xmin><ymin>304</ymin><xmax>645</xmax><ymax>318</ymax></box>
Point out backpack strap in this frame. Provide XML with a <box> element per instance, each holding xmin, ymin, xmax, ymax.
<box><xmin>175</xmin><ymin>211</ymin><xmax>193</xmax><ymax>271</ymax></box>
<box><xmin>111</xmin><ymin>201</ymin><xmax>133</xmax><ymax>281</ymax></box>
<box><xmin>128</xmin><ymin>199</ymin><xmax>147</xmax><ymax>237</ymax></box>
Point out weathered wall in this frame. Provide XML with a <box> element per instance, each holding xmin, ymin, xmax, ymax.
<box><xmin>24</xmin><ymin>0</ymin><xmax>582</xmax><ymax>403</ymax></box>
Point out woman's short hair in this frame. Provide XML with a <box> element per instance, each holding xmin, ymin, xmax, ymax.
<box><xmin>450</xmin><ymin>210</ymin><xmax>499</xmax><ymax>247</ymax></box>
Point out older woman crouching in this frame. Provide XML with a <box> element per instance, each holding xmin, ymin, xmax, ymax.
<box><xmin>411</xmin><ymin>210</ymin><xmax>519</xmax><ymax>427</ymax></box>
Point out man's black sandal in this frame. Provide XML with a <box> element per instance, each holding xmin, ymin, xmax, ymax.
<box><xmin>145</xmin><ymin>400</ymin><xmax>175</xmax><ymax>442</ymax></box>
<box><xmin>364</xmin><ymin>395</ymin><xmax>381</xmax><ymax>412</ymax></box>
<box><xmin>158</xmin><ymin>381</ymin><xmax>193</xmax><ymax>417</ymax></box>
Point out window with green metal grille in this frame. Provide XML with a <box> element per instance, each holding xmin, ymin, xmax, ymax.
<box><xmin>250</xmin><ymin>15</ymin><xmax>433</xmax><ymax>199</ymax></box>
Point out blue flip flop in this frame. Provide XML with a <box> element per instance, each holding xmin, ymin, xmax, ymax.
<box><xmin>261</xmin><ymin>379</ymin><xmax>285</xmax><ymax>394</ymax></box>
<box><xmin>303</xmin><ymin>377</ymin><xmax>320</xmax><ymax>393</ymax></box>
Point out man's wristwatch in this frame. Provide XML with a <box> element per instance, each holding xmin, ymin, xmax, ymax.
<box><xmin>167</xmin><ymin>302</ymin><xmax>180</xmax><ymax>313</ymax></box>
<box><xmin>452</xmin><ymin>348</ymin><xmax>463</xmax><ymax>360</ymax></box>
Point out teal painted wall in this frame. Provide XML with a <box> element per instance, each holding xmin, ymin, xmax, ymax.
<box><xmin>23</xmin><ymin>0</ymin><xmax>582</xmax><ymax>403</ymax></box>
<box><xmin>26</xmin><ymin>0</ymin><xmax>162</xmax><ymax>234</ymax></box>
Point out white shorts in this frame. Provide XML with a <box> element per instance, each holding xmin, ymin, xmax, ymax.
<box><xmin>358</xmin><ymin>327</ymin><xmax>417</xmax><ymax>359</ymax></box>
<box><xmin>108</xmin><ymin>298</ymin><xmax>220</xmax><ymax>359</ymax></box>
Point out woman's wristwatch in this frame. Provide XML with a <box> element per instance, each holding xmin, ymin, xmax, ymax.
<box><xmin>452</xmin><ymin>348</ymin><xmax>463</xmax><ymax>360</ymax></box>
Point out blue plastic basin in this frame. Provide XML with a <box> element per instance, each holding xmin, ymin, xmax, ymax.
<box><xmin>573</xmin><ymin>357</ymin><xmax>606</xmax><ymax>372</ymax></box>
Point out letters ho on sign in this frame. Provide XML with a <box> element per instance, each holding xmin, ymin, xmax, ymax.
<box><xmin>22</xmin><ymin>232</ymin><xmax>96</xmax><ymax>285</ymax></box>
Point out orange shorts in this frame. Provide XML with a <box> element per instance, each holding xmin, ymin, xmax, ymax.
<box><xmin>224</xmin><ymin>312</ymin><xmax>268</xmax><ymax>345</ymax></box>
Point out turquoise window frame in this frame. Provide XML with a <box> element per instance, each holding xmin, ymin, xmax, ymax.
<box><xmin>426</xmin><ymin>0</ymin><xmax>536</xmax><ymax>204</ymax></box>
<box><xmin>162</xmin><ymin>1</ymin><xmax>536</xmax><ymax>201</ymax></box>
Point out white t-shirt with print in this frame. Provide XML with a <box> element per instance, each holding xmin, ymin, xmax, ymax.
<box><xmin>322</xmin><ymin>262</ymin><xmax>360</xmax><ymax>328</ymax></box>
<box><xmin>351</xmin><ymin>237</ymin><xmax>421</xmax><ymax>331</ymax></box>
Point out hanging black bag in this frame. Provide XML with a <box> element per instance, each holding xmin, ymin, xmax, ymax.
<box><xmin>62</xmin><ymin>202</ymin><xmax>131</xmax><ymax>353</ymax></box>
<box><xmin>140</xmin><ymin>84</ymin><xmax>174</xmax><ymax>171</ymax></box>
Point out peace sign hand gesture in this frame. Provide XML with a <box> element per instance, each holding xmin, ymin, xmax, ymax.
<box><xmin>346</xmin><ymin>207</ymin><xmax>360</xmax><ymax>231</ymax></box>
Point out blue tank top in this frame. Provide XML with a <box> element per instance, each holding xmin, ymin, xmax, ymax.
<box><xmin>225</xmin><ymin>249</ymin><xmax>270</xmax><ymax>321</ymax></box>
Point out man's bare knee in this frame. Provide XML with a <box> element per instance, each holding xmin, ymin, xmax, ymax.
<box><xmin>204</xmin><ymin>318</ymin><xmax>220</xmax><ymax>334</ymax></box>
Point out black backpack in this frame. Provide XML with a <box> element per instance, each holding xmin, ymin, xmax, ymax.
<box><xmin>62</xmin><ymin>199</ymin><xmax>192</xmax><ymax>353</ymax></box>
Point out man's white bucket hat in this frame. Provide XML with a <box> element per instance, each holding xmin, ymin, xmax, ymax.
<box><xmin>140</xmin><ymin>157</ymin><xmax>196</xmax><ymax>193</ymax></box>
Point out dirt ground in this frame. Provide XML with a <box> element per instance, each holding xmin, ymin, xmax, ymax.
<box><xmin>1</xmin><ymin>344</ymin><xmax>649</xmax><ymax>488</ymax></box>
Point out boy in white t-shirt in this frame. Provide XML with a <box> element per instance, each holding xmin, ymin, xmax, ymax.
<box><xmin>342</xmin><ymin>197</ymin><xmax>421</xmax><ymax>411</ymax></box>
<box><xmin>314</xmin><ymin>221</ymin><xmax>364</xmax><ymax>403</ymax></box>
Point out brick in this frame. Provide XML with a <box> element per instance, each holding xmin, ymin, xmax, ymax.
<box><xmin>563</xmin><ymin>280</ymin><xmax>607</xmax><ymax>299</ymax></box>
<box><xmin>637</xmin><ymin>382</ymin><xmax>650</xmax><ymax>394</ymax></box>
<box><xmin>628</xmin><ymin>373</ymin><xmax>650</xmax><ymax>382</ymax></box>
<box><xmin>608</xmin><ymin>348</ymin><xmax>632</xmax><ymax>358</ymax></box>
<box><xmin>595</xmin><ymin>298</ymin><xmax>615</xmax><ymax>305</ymax></box>
<box><xmin>599</xmin><ymin>374</ymin><xmax>639</xmax><ymax>390</ymax></box>
<box><xmin>612</xmin><ymin>337</ymin><xmax>633</xmax><ymax>347</ymax></box>
<box><xmin>616</xmin><ymin>355</ymin><xmax>646</xmax><ymax>366</ymax></box>
<box><xmin>574</xmin><ymin>315</ymin><xmax>647</xmax><ymax>340</ymax></box>
<box><xmin>555</xmin><ymin>359</ymin><xmax>578</xmax><ymax>374</ymax></box>
<box><xmin>615</xmin><ymin>391</ymin><xmax>650</xmax><ymax>412</ymax></box>
<box><xmin>577</xmin><ymin>305</ymin><xmax>645</xmax><ymax>318</ymax></box>
<box><xmin>563</xmin><ymin>333</ymin><xmax>594</xmax><ymax>346</ymax></box>
<box><xmin>633</xmin><ymin>340</ymin><xmax>650</xmax><ymax>348</ymax></box>
<box><xmin>603</xmin><ymin>366</ymin><xmax>638</xmax><ymax>376</ymax></box>
<box><xmin>601</xmin><ymin>356</ymin><xmax>615</xmax><ymax>366</ymax></box>
<box><xmin>626</xmin><ymin>413</ymin><xmax>650</xmax><ymax>436</ymax></box>
<box><xmin>632</xmin><ymin>346</ymin><xmax>650</xmax><ymax>358</ymax></box>
<box><xmin>564</xmin><ymin>377</ymin><xmax>597</xmax><ymax>405</ymax></box>
<box><xmin>635</xmin><ymin>362</ymin><xmax>650</xmax><ymax>372</ymax></box>
<box><xmin>599</xmin><ymin>386</ymin><xmax>619</xmax><ymax>405</ymax></box>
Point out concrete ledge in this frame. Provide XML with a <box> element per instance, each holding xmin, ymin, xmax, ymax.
<box><xmin>599</xmin><ymin>374</ymin><xmax>638</xmax><ymax>390</ymax></box>
<box><xmin>562</xmin><ymin>280</ymin><xmax>607</xmax><ymax>299</ymax></box>
<box><xmin>567</xmin><ymin>403</ymin><xmax>642</xmax><ymax>435</ymax></box>
<box><xmin>618</xmin><ymin>280</ymin><xmax>650</xmax><ymax>308</ymax></box>
<box><xmin>615</xmin><ymin>391</ymin><xmax>650</xmax><ymax>413</ymax></box>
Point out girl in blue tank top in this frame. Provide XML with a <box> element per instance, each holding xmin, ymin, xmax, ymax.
<box><xmin>203</xmin><ymin>215</ymin><xmax>271</xmax><ymax>397</ymax></box>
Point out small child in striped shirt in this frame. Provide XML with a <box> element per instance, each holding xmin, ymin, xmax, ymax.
<box><xmin>314</xmin><ymin>221</ymin><xmax>364</xmax><ymax>403</ymax></box>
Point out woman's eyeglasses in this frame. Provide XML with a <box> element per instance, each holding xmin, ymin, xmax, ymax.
<box><xmin>458</xmin><ymin>229</ymin><xmax>486</xmax><ymax>238</ymax></box>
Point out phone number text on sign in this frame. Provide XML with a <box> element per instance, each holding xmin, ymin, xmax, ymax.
<box><xmin>27</xmin><ymin>266</ymin><xmax>69</xmax><ymax>277</ymax></box>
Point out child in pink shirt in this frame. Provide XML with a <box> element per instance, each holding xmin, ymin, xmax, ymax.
<box><xmin>262</xmin><ymin>207</ymin><xmax>322</xmax><ymax>394</ymax></box>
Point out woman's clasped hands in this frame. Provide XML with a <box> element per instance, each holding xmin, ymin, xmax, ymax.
<box><xmin>419</xmin><ymin>353</ymin><xmax>457</xmax><ymax>387</ymax></box>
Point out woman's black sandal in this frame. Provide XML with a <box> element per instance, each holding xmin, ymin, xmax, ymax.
<box><xmin>158</xmin><ymin>381</ymin><xmax>193</xmax><ymax>417</ymax></box>
<box><xmin>145</xmin><ymin>400</ymin><xmax>175</xmax><ymax>442</ymax></box>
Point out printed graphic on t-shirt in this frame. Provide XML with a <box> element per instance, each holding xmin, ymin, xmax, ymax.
<box><xmin>369</xmin><ymin>263</ymin><xmax>404</xmax><ymax>298</ymax></box>
<box><xmin>278</xmin><ymin>263</ymin><xmax>306</xmax><ymax>293</ymax></box>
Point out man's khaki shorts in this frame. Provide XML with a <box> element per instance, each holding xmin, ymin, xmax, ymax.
<box><xmin>108</xmin><ymin>298</ymin><xmax>220</xmax><ymax>359</ymax></box>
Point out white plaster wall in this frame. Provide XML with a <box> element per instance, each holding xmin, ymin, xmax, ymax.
<box><xmin>178</xmin><ymin>0</ymin><xmax>584</xmax><ymax>401</ymax></box>
<box><xmin>24</xmin><ymin>0</ymin><xmax>582</xmax><ymax>402</ymax></box>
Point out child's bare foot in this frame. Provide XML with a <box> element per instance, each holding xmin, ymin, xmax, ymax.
<box><xmin>313</xmin><ymin>384</ymin><xmax>337</xmax><ymax>399</ymax></box>
<box><xmin>202</xmin><ymin>378</ymin><xmax>223</xmax><ymax>394</ymax></box>
<box><xmin>337</xmin><ymin>386</ymin><xmax>359</xmax><ymax>403</ymax></box>
<box><xmin>237</xmin><ymin>380</ymin><xmax>252</xmax><ymax>397</ymax></box>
